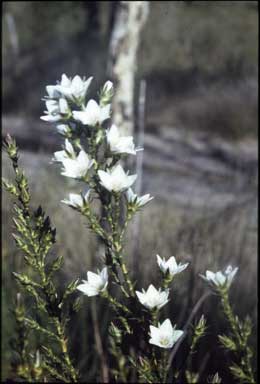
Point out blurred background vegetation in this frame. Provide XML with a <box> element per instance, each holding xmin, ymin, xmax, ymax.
<box><xmin>2</xmin><ymin>1</ymin><xmax>258</xmax><ymax>382</ymax></box>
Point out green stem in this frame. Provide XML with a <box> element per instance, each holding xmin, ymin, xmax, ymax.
<box><xmin>220</xmin><ymin>289</ymin><xmax>255</xmax><ymax>383</ymax></box>
<box><xmin>162</xmin><ymin>350</ymin><xmax>169</xmax><ymax>383</ymax></box>
<box><xmin>117</xmin><ymin>254</ymin><xmax>135</xmax><ymax>297</ymax></box>
<box><xmin>102</xmin><ymin>291</ymin><xmax>131</xmax><ymax>315</ymax></box>
<box><xmin>151</xmin><ymin>309</ymin><xmax>159</xmax><ymax>325</ymax></box>
<box><xmin>220</xmin><ymin>289</ymin><xmax>241</xmax><ymax>347</ymax></box>
<box><xmin>53</xmin><ymin>318</ymin><xmax>78</xmax><ymax>382</ymax></box>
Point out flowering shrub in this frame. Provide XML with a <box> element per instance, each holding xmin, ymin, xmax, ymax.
<box><xmin>2</xmin><ymin>74</ymin><xmax>255</xmax><ymax>383</ymax></box>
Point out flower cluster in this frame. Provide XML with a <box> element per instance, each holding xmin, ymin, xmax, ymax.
<box><xmin>41</xmin><ymin>74</ymin><xmax>154</xmax><ymax>296</ymax></box>
<box><xmin>135</xmin><ymin>254</ymin><xmax>188</xmax><ymax>348</ymax></box>
<box><xmin>41</xmin><ymin>74</ymin><xmax>239</xmax><ymax>359</ymax></box>
<box><xmin>41</xmin><ymin>74</ymin><xmax>147</xmax><ymax>195</ymax></box>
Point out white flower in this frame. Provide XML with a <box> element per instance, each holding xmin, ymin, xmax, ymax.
<box><xmin>72</xmin><ymin>100</ymin><xmax>110</xmax><ymax>126</ymax></box>
<box><xmin>77</xmin><ymin>267</ymin><xmax>108</xmax><ymax>297</ymax></box>
<box><xmin>53</xmin><ymin>139</ymin><xmax>76</xmax><ymax>162</ymax></box>
<box><xmin>149</xmin><ymin>319</ymin><xmax>184</xmax><ymax>349</ymax></box>
<box><xmin>126</xmin><ymin>188</ymin><xmax>154</xmax><ymax>207</ymax></box>
<box><xmin>40</xmin><ymin>98</ymin><xmax>70</xmax><ymax>122</ymax></box>
<box><xmin>55</xmin><ymin>74</ymin><xmax>93</xmax><ymax>100</ymax></box>
<box><xmin>61</xmin><ymin>150</ymin><xmax>94</xmax><ymax>179</ymax></box>
<box><xmin>136</xmin><ymin>284</ymin><xmax>169</xmax><ymax>310</ymax></box>
<box><xmin>200</xmin><ymin>265</ymin><xmax>238</xmax><ymax>288</ymax></box>
<box><xmin>157</xmin><ymin>255</ymin><xmax>189</xmax><ymax>276</ymax></box>
<box><xmin>61</xmin><ymin>191</ymin><xmax>90</xmax><ymax>208</ymax></box>
<box><xmin>98</xmin><ymin>164</ymin><xmax>137</xmax><ymax>193</ymax></box>
<box><xmin>106</xmin><ymin>124</ymin><xmax>140</xmax><ymax>155</ymax></box>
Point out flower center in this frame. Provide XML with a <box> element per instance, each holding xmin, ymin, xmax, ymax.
<box><xmin>159</xmin><ymin>336</ymin><xmax>169</xmax><ymax>346</ymax></box>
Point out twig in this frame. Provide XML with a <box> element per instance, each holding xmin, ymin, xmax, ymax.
<box><xmin>131</xmin><ymin>79</ymin><xmax>146</xmax><ymax>277</ymax></box>
<box><xmin>167</xmin><ymin>291</ymin><xmax>211</xmax><ymax>371</ymax></box>
<box><xmin>91</xmin><ymin>299</ymin><xmax>109</xmax><ymax>383</ymax></box>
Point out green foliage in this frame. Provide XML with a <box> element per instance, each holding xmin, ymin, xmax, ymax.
<box><xmin>190</xmin><ymin>314</ymin><xmax>207</xmax><ymax>353</ymax></box>
<box><xmin>217</xmin><ymin>288</ymin><xmax>255</xmax><ymax>383</ymax></box>
<box><xmin>218</xmin><ymin>334</ymin><xmax>237</xmax><ymax>352</ymax></box>
<box><xmin>129</xmin><ymin>355</ymin><xmax>160</xmax><ymax>384</ymax></box>
<box><xmin>2</xmin><ymin>135</ymin><xmax>78</xmax><ymax>382</ymax></box>
<box><xmin>185</xmin><ymin>370</ymin><xmax>199</xmax><ymax>383</ymax></box>
<box><xmin>211</xmin><ymin>372</ymin><xmax>222</xmax><ymax>383</ymax></box>
<box><xmin>9</xmin><ymin>293</ymin><xmax>44</xmax><ymax>382</ymax></box>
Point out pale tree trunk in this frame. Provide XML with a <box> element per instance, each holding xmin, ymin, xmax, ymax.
<box><xmin>107</xmin><ymin>1</ymin><xmax>149</xmax><ymax>136</ymax></box>
<box><xmin>131</xmin><ymin>80</ymin><xmax>146</xmax><ymax>276</ymax></box>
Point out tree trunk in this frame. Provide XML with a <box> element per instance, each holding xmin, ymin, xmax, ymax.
<box><xmin>107</xmin><ymin>1</ymin><xmax>149</xmax><ymax>136</ymax></box>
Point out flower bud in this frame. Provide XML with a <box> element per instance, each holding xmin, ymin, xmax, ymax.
<box><xmin>100</xmin><ymin>80</ymin><xmax>114</xmax><ymax>106</ymax></box>
<box><xmin>103</xmin><ymin>81</ymin><xmax>113</xmax><ymax>93</ymax></box>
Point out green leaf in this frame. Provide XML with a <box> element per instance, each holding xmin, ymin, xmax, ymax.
<box><xmin>230</xmin><ymin>363</ymin><xmax>251</xmax><ymax>382</ymax></box>
<box><xmin>24</xmin><ymin>318</ymin><xmax>59</xmax><ymax>342</ymax></box>
<box><xmin>47</xmin><ymin>255</ymin><xmax>64</xmax><ymax>279</ymax></box>
<box><xmin>42</xmin><ymin>362</ymin><xmax>70</xmax><ymax>383</ymax></box>
<box><xmin>218</xmin><ymin>334</ymin><xmax>237</xmax><ymax>351</ymax></box>
<box><xmin>211</xmin><ymin>372</ymin><xmax>222</xmax><ymax>383</ymax></box>
<box><xmin>60</xmin><ymin>278</ymin><xmax>80</xmax><ymax>306</ymax></box>
<box><xmin>185</xmin><ymin>370</ymin><xmax>199</xmax><ymax>383</ymax></box>
<box><xmin>2</xmin><ymin>177</ymin><xmax>19</xmax><ymax>196</ymax></box>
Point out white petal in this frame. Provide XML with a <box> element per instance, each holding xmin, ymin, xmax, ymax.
<box><xmin>59</xmin><ymin>98</ymin><xmax>69</xmax><ymax>114</ymax></box>
<box><xmin>124</xmin><ymin>174</ymin><xmax>137</xmax><ymax>189</ymax></box>
<box><xmin>136</xmin><ymin>291</ymin><xmax>145</xmax><ymax>305</ymax></box>
<box><xmin>77</xmin><ymin>150</ymin><xmax>90</xmax><ymax>167</ymax></box>
<box><xmin>69</xmin><ymin>193</ymin><xmax>83</xmax><ymax>207</ymax></box>
<box><xmin>46</xmin><ymin>100</ymin><xmax>59</xmax><ymax>114</ymax></box>
<box><xmin>84</xmin><ymin>76</ymin><xmax>93</xmax><ymax>91</ymax></box>
<box><xmin>85</xmin><ymin>100</ymin><xmax>101</xmax><ymax>126</ymax></box>
<box><xmin>107</xmin><ymin>124</ymin><xmax>119</xmax><ymax>145</ymax></box>
<box><xmin>98</xmin><ymin>170</ymin><xmax>113</xmax><ymax>191</ymax></box>
<box><xmin>64</xmin><ymin>139</ymin><xmax>74</xmax><ymax>155</ymax></box>
<box><xmin>172</xmin><ymin>330</ymin><xmax>184</xmax><ymax>343</ymax></box>
<box><xmin>40</xmin><ymin>114</ymin><xmax>61</xmax><ymax>122</ymax></box>
<box><xmin>87</xmin><ymin>271</ymin><xmax>103</xmax><ymax>288</ymax></box>
<box><xmin>175</xmin><ymin>263</ymin><xmax>189</xmax><ymax>274</ymax></box>
<box><xmin>100</xmin><ymin>267</ymin><xmax>108</xmax><ymax>283</ymax></box>
<box><xmin>61</xmin><ymin>73</ymin><xmax>71</xmax><ymax>87</ymax></box>
<box><xmin>138</xmin><ymin>194</ymin><xmax>153</xmax><ymax>206</ymax></box>
<box><xmin>205</xmin><ymin>271</ymin><xmax>216</xmax><ymax>282</ymax></box>
<box><xmin>149</xmin><ymin>325</ymin><xmax>161</xmax><ymax>339</ymax></box>
<box><xmin>72</xmin><ymin>111</ymin><xmax>89</xmax><ymax>124</ymax></box>
<box><xmin>160</xmin><ymin>319</ymin><xmax>173</xmax><ymax>333</ymax></box>
<box><xmin>215</xmin><ymin>272</ymin><xmax>226</xmax><ymax>286</ymax></box>
<box><xmin>100</xmin><ymin>104</ymin><xmax>111</xmax><ymax>123</ymax></box>
<box><xmin>77</xmin><ymin>282</ymin><xmax>98</xmax><ymax>296</ymax></box>
<box><xmin>46</xmin><ymin>85</ymin><xmax>60</xmax><ymax>98</ymax></box>
<box><xmin>61</xmin><ymin>158</ymin><xmax>80</xmax><ymax>178</ymax></box>
<box><xmin>126</xmin><ymin>188</ymin><xmax>136</xmax><ymax>202</ymax></box>
<box><xmin>167</xmin><ymin>256</ymin><xmax>178</xmax><ymax>272</ymax></box>
<box><xmin>53</xmin><ymin>150</ymin><xmax>67</xmax><ymax>162</ymax></box>
<box><xmin>84</xmin><ymin>190</ymin><xmax>91</xmax><ymax>202</ymax></box>
<box><xmin>227</xmin><ymin>267</ymin><xmax>238</xmax><ymax>285</ymax></box>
